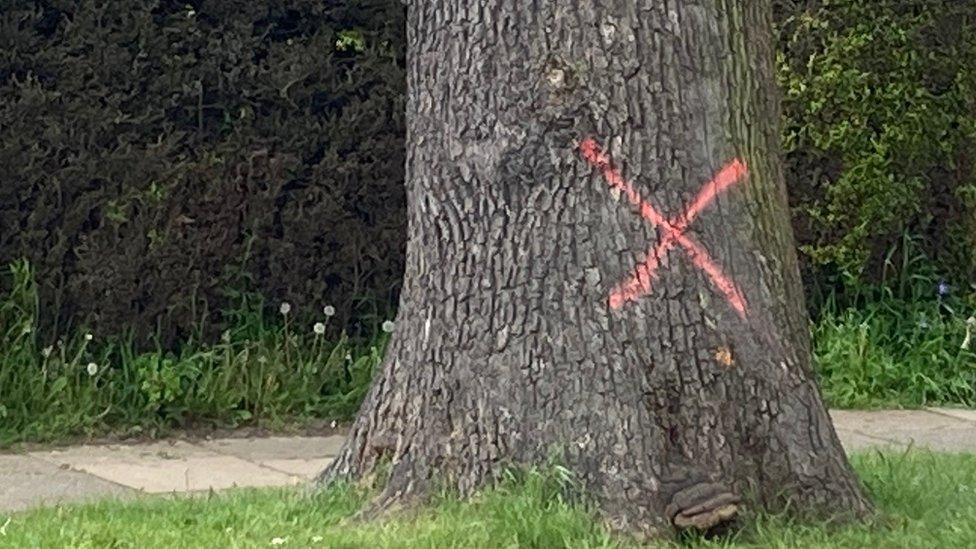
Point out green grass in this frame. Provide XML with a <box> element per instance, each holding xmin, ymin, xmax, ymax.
<box><xmin>811</xmin><ymin>236</ymin><xmax>976</xmax><ymax>409</ymax></box>
<box><xmin>0</xmin><ymin>260</ymin><xmax>387</xmax><ymax>447</ymax></box>
<box><xmin>814</xmin><ymin>298</ymin><xmax>976</xmax><ymax>409</ymax></box>
<box><xmin>2</xmin><ymin>451</ymin><xmax>975</xmax><ymax>547</ymax></box>
<box><xmin>810</xmin><ymin>233</ymin><xmax>976</xmax><ymax>409</ymax></box>
<box><xmin>4</xmin><ymin>238</ymin><xmax>976</xmax><ymax>446</ymax></box>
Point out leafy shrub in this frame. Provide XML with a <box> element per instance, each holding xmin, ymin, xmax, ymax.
<box><xmin>0</xmin><ymin>1</ymin><xmax>407</xmax><ymax>347</ymax></box>
<box><xmin>777</xmin><ymin>0</ymin><xmax>976</xmax><ymax>297</ymax></box>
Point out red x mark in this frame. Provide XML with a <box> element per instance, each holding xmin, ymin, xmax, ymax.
<box><xmin>579</xmin><ymin>139</ymin><xmax>749</xmax><ymax>317</ymax></box>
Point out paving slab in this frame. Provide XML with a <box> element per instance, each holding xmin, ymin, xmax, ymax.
<box><xmin>198</xmin><ymin>437</ymin><xmax>342</xmax><ymax>480</ymax></box>
<box><xmin>260</xmin><ymin>458</ymin><xmax>334</xmax><ymax>479</ymax></box>
<box><xmin>29</xmin><ymin>440</ymin><xmax>295</xmax><ymax>493</ymax></box>
<box><xmin>0</xmin><ymin>454</ymin><xmax>133</xmax><ymax>512</ymax></box>
<box><xmin>200</xmin><ymin>435</ymin><xmax>345</xmax><ymax>461</ymax></box>
<box><xmin>830</xmin><ymin>409</ymin><xmax>976</xmax><ymax>452</ymax></box>
<box><xmin>834</xmin><ymin>428</ymin><xmax>906</xmax><ymax>453</ymax></box>
<box><xmin>927</xmin><ymin>407</ymin><xmax>976</xmax><ymax>424</ymax></box>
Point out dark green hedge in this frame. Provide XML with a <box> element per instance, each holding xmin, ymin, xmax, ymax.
<box><xmin>1</xmin><ymin>1</ymin><xmax>407</xmax><ymax>345</ymax></box>
<box><xmin>3</xmin><ymin>0</ymin><xmax>974</xmax><ymax>345</ymax></box>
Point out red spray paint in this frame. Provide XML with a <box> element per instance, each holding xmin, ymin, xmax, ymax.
<box><xmin>579</xmin><ymin>138</ymin><xmax>748</xmax><ymax>317</ymax></box>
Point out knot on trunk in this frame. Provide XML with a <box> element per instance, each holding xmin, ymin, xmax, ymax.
<box><xmin>664</xmin><ymin>481</ymin><xmax>741</xmax><ymax>531</ymax></box>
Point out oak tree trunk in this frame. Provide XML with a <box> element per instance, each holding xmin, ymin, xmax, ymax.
<box><xmin>319</xmin><ymin>0</ymin><xmax>871</xmax><ymax>537</ymax></box>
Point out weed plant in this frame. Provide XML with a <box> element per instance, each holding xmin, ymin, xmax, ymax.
<box><xmin>0</xmin><ymin>260</ymin><xmax>387</xmax><ymax>446</ymax></box>
<box><xmin>813</xmin><ymin>235</ymin><xmax>976</xmax><ymax>408</ymax></box>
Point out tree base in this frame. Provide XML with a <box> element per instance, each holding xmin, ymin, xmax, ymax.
<box><xmin>317</xmin><ymin>400</ymin><xmax>872</xmax><ymax>540</ymax></box>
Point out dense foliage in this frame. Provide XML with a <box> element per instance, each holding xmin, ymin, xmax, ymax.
<box><xmin>777</xmin><ymin>0</ymin><xmax>976</xmax><ymax>305</ymax></box>
<box><xmin>3</xmin><ymin>1</ymin><xmax>975</xmax><ymax>343</ymax></box>
<box><xmin>1</xmin><ymin>1</ymin><xmax>407</xmax><ymax>346</ymax></box>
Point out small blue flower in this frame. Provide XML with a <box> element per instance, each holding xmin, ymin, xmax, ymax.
<box><xmin>938</xmin><ymin>280</ymin><xmax>950</xmax><ymax>297</ymax></box>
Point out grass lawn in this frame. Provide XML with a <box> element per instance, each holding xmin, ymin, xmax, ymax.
<box><xmin>3</xmin><ymin>451</ymin><xmax>976</xmax><ymax>548</ymax></box>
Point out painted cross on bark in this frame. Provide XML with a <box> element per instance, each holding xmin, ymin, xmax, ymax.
<box><xmin>579</xmin><ymin>139</ymin><xmax>749</xmax><ymax>317</ymax></box>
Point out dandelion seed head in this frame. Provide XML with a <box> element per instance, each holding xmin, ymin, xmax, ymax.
<box><xmin>279</xmin><ymin>302</ymin><xmax>292</xmax><ymax>316</ymax></box>
<box><xmin>84</xmin><ymin>333</ymin><xmax>93</xmax><ymax>341</ymax></box>
<box><xmin>313</xmin><ymin>322</ymin><xmax>326</xmax><ymax>335</ymax></box>
<box><xmin>382</xmin><ymin>320</ymin><xmax>395</xmax><ymax>333</ymax></box>
<box><xmin>323</xmin><ymin>305</ymin><xmax>336</xmax><ymax>317</ymax></box>
<box><xmin>86</xmin><ymin>362</ymin><xmax>98</xmax><ymax>376</ymax></box>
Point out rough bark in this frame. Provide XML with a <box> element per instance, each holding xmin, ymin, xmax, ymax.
<box><xmin>318</xmin><ymin>0</ymin><xmax>871</xmax><ymax>537</ymax></box>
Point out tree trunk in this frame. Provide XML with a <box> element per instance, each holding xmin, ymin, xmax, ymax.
<box><xmin>319</xmin><ymin>0</ymin><xmax>871</xmax><ymax>537</ymax></box>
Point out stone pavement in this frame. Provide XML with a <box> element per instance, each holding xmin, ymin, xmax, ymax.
<box><xmin>2</xmin><ymin>408</ymin><xmax>976</xmax><ymax>513</ymax></box>
<box><xmin>0</xmin><ymin>435</ymin><xmax>345</xmax><ymax>513</ymax></box>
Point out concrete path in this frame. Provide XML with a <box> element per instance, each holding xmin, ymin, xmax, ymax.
<box><xmin>1</xmin><ymin>435</ymin><xmax>345</xmax><ymax>513</ymax></box>
<box><xmin>3</xmin><ymin>408</ymin><xmax>976</xmax><ymax>513</ymax></box>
